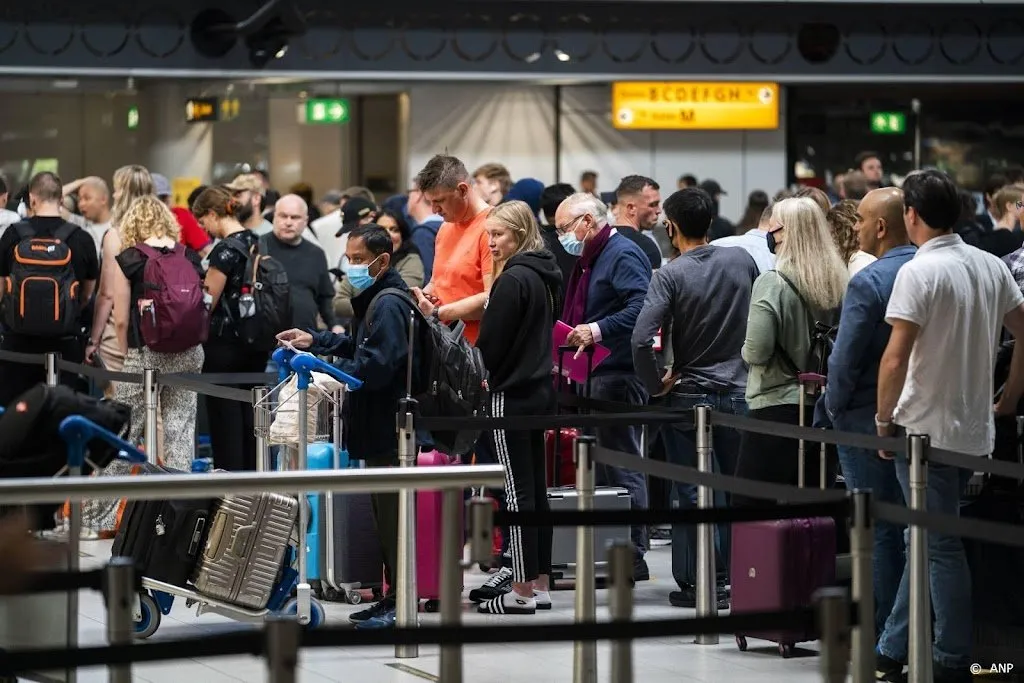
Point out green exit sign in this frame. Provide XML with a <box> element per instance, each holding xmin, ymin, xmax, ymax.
<box><xmin>870</xmin><ymin>111</ymin><xmax>906</xmax><ymax>135</ymax></box>
<box><xmin>304</xmin><ymin>98</ymin><xmax>350</xmax><ymax>125</ymax></box>
<box><xmin>127</xmin><ymin>105</ymin><xmax>139</xmax><ymax>131</ymax></box>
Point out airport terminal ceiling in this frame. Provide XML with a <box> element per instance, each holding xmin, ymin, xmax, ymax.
<box><xmin>0</xmin><ymin>0</ymin><xmax>1022</xmax><ymax>81</ymax></box>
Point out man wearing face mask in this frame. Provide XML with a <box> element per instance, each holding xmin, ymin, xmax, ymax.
<box><xmin>553</xmin><ymin>192</ymin><xmax>654</xmax><ymax>580</ymax></box>
<box><xmin>276</xmin><ymin>223</ymin><xmax>419</xmax><ymax>631</ymax></box>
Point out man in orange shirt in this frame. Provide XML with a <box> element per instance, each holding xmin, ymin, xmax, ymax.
<box><xmin>411</xmin><ymin>154</ymin><xmax>493</xmax><ymax>345</ymax></box>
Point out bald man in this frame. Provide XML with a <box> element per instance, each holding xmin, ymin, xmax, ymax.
<box><xmin>62</xmin><ymin>176</ymin><xmax>112</xmax><ymax>255</ymax></box>
<box><xmin>262</xmin><ymin>193</ymin><xmax>341</xmax><ymax>333</ymax></box>
<box><xmin>820</xmin><ymin>185</ymin><xmax>916</xmax><ymax>639</ymax></box>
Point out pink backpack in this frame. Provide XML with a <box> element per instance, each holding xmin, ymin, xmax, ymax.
<box><xmin>135</xmin><ymin>244</ymin><xmax>209</xmax><ymax>353</ymax></box>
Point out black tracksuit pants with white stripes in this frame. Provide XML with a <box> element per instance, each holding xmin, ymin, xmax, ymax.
<box><xmin>490</xmin><ymin>390</ymin><xmax>553</xmax><ymax>583</ymax></box>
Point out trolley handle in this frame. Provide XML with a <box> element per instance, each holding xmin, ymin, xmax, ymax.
<box><xmin>272</xmin><ymin>347</ymin><xmax>296</xmax><ymax>383</ymax></box>
<box><xmin>289</xmin><ymin>352</ymin><xmax>363</xmax><ymax>390</ymax></box>
<box><xmin>59</xmin><ymin>415</ymin><xmax>147</xmax><ymax>468</ymax></box>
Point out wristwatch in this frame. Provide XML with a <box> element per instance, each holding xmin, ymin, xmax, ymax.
<box><xmin>875</xmin><ymin>414</ymin><xmax>893</xmax><ymax>429</ymax></box>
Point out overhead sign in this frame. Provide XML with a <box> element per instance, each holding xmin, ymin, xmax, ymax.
<box><xmin>220</xmin><ymin>97</ymin><xmax>241</xmax><ymax>121</ymax></box>
<box><xmin>304</xmin><ymin>98</ymin><xmax>350</xmax><ymax>125</ymax></box>
<box><xmin>870</xmin><ymin>111</ymin><xmax>906</xmax><ymax>135</ymax></box>
<box><xmin>185</xmin><ymin>98</ymin><xmax>219</xmax><ymax>123</ymax></box>
<box><xmin>611</xmin><ymin>82</ymin><xmax>779</xmax><ymax>130</ymax></box>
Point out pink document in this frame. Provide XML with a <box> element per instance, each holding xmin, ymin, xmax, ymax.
<box><xmin>552</xmin><ymin>320</ymin><xmax>611</xmax><ymax>383</ymax></box>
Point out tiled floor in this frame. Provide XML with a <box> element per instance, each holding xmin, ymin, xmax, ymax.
<box><xmin>35</xmin><ymin>539</ymin><xmax>830</xmax><ymax>683</ymax></box>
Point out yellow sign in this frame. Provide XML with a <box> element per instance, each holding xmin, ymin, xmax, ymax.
<box><xmin>220</xmin><ymin>97</ymin><xmax>241</xmax><ymax>121</ymax></box>
<box><xmin>185</xmin><ymin>98</ymin><xmax>218</xmax><ymax>123</ymax></box>
<box><xmin>171</xmin><ymin>177</ymin><xmax>202</xmax><ymax>209</ymax></box>
<box><xmin>611</xmin><ymin>82</ymin><xmax>779</xmax><ymax>131</ymax></box>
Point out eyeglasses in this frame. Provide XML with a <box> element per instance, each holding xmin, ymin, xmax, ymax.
<box><xmin>556</xmin><ymin>215</ymin><xmax>586</xmax><ymax>235</ymax></box>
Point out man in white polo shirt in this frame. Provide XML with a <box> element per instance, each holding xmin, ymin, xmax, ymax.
<box><xmin>874</xmin><ymin>169</ymin><xmax>1024</xmax><ymax>683</ymax></box>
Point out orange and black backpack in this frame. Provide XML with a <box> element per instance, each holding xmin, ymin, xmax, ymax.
<box><xmin>3</xmin><ymin>222</ymin><xmax>81</xmax><ymax>336</ymax></box>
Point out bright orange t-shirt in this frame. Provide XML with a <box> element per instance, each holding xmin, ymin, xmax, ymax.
<box><xmin>429</xmin><ymin>208</ymin><xmax>493</xmax><ymax>345</ymax></box>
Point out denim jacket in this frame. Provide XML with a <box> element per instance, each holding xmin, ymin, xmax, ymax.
<box><xmin>824</xmin><ymin>245</ymin><xmax>917</xmax><ymax>420</ymax></box>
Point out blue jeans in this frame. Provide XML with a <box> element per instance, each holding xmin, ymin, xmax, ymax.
<box><xmin>588</xmin><ymin>373</ymin><xmax>649</xmax><ymax>558</ymax></box>
<box><xmin>877</xmin><ymin>456</ymin><xmax>973</xmax><ymax>669</ymax></box>
<box><xmin>834</xmin><ymin>407</ymin><xmax>906</xmax><ymax>638</ymax></box>
<box><xmin>659</xmin><ymin>388</ymin><xmax>746</xmax><ymax>588</ymax></box>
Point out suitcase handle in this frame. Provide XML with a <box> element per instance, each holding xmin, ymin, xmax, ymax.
<box><xmin>204</xmin><ymin>513</ymin><xmax>228</xmax><ymax>562</ymax></box>
<box><xmin>230</xmin><ymin>524</ymin><xmax>255</xmax><ymax>558</ymax></box>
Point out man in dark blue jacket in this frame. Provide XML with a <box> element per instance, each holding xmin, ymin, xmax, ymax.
<box><xmin>277</xmin><ymin>223</ymin><xmax>419</xmax><ymax>630</ymax></box>
<box><xmin>820</xmin><ymin>187</ymin><xmax>915</xmax><ymax>640</ymax></box>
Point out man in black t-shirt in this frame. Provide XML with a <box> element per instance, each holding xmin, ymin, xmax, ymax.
<box><xmin>614</xmin><ymin>175</ymin><xmax>665</xmax><ymax>270</ymax></box>
<box><xmin>0</xmin><ymin>172</ymin><xmax>99</xmax><ymax>405</ymax></box>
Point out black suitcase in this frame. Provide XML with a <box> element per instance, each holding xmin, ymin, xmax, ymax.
<box><xmin>111</xmin><ymin>464</ymin><xmax>216</xmax><ymax>587</ymax></box>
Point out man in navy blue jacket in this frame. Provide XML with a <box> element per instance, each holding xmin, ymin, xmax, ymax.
<box><xmin>555</xmin><ymin>192</ymin><xmax>654</xmax><ymax>579</ymax></box>
<box><xmin>277</xmin><ymin>223</ymin><xmax>420</xmax><ymax>631</ymax></box>
<box><xmin>820</xmin><ymin>187</ymin><xmax>915</xmax><ymax>638</ymax></box>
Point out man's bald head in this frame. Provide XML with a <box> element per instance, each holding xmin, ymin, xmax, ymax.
<box><xmin>855</xmin><ymin>187</ymin><xmax>907</xmax><ymax>258</ymax></box>
<box><xmin>77</xmin><ymin>177</ymin><xmax>111</xmax><ymax>223</ymax></box>
<box><xmin>273</xmin><ymin>193</ymin><xmax>308</xmax><ymax>244</ymax></box>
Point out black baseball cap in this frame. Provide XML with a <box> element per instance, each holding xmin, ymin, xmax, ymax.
<box><xmin>336</xmin><ymin>197</ymin><xmax>377</xmax><ymax>237</ymax></box>
<box><xmin>699</xmin><ymin>179</ymin><xmax>727</xmax><ymax>196</ymax></box>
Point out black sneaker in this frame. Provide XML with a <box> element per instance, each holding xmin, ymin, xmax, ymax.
<box><xmin>875</xmin><ymin>653</ymin><xmax>906</xmax><ymax>682</ymax></box>
<box><xmin>633</xmin><ymin>558</ymin><xmax>650</xmax><ymax>582</ymax></box>
<box><xmin>669</xmin><ymin>585</ymin><xmax>730</xmax><ymax>610</ymax></box>
<box><xmin>469</xmin><ymin>566</ymin><xmax>512</xmax><ymax>603</ymax></box>
<box><xmin>348</xmin><ymin>596</ymin><xmax>395</xmax><ymax>624</ymax></box>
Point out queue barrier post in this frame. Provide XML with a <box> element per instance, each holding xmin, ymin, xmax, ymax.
<box><xmin>265</xmin><ymin>615</ymin><xmax>300</xmax><ymax>683</ymax></box>
<box><xmin>815</xmin><ymin>587</ymin><xmax>851</xmax><ymax>683</ymax></box>
<box><xmin>693</xmin><ymin>403</ymin><xmax>719</xmax><ymax>645</ymax></box>
<box><xmin>143</xmin><ymin>368</ymin><xmax>158</xmax><ymax>464</ymax></box>
<box><xmin>395</xmin><ymin>396</ymin><xmax>419</xmax><ymax>659</ymax></box>
<box><xmin>105</xmin><ymin>557</ymin><xmax>135</xmax><ymax>683</ymax></box>
<box><xmin>64</xmin><ymin>389</ymin><xmax>82</xmax><ymax>683</ymax></box>
<box><xmin>849</xmin><ymin>490</ymin><xmax>875</xmax><ymax>683</ymax></box>
<box><xmin>572</xmin><ymin>434</ymin><xmax>598</xmax><ymax>683</ymax></box>
<box><xmin>608</xmin><ymin>543</ymin><xmax>634</xmax><ymax>683</ymax></box>
<box><xmin>438</xmin><ymin>487</ymin><xmax>464</xmax><ymax>683</ymax></box>
<box><xmin>907</xmin><ymin>434</ymin><xmax>933</xmax><ymax>683</ymax></box>
<box><xmin>45</xmin><ymin>351</ymin><xmax>59</xmax><ymax>387</ymax></box>
<box><xmin>253</xmin><ymin>386</ymin><xmax>270</xmax><ymax>472</ymax></box>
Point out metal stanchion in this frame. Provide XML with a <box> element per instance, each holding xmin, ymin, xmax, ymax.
<box><xmin>45</xmin><ymin>351</ymin><xmax>59</xmax><ymax>386</ymax></box>
<box><xmin>143</xmin><ymin>368</ymin><xmax>158</xmax><ymax>463</ymax></box>
<box><xmin>573</xmin><ymin>434</ymin><xmax>598</xmax><ymax>683</ymax></box>
<box><xmin>395</xmin><ymin>396</ymin><xmax>419</xmax><ymax>659</ymax></box>
<box><xmin>265</xmin><ymin>616</ymin><xmax>300</xmax><ymax>683</ymax></box>
<box><xmin>849</xmin><ymin>490</ymin><xmax>875</xmax><ymax>683</ymax></box>
<box><xmin>608</xmin><ymin>543</ymin><xmax>634</xmax><ymax>683</ymax></box>
<box><xmin>907</xmin><ymin>434</ymin><xmax>933</xmax><ymax>683</ymax></box>
<box><xmin>65</xmin><ymin>417</ymin><xmax>82</xmax><ymax>683</ymax></box>
<box><xmin>815</xmin><ymin>587</ymin><xmax>852</xmax><ymax>683</ymax></box>
<box><xmin>253</xmin><ymin>386</ymin><xmax>270</xmax><ymax>472</ymax></box>
<box><xmin>105</xmin><ymin>557</ymin><xmax>135</xmax><ymax>683</ymax></box>
<box><xmin>467</xmin><ymin>497</ymin><xmax>495</xmax><ymax>564</ymax></box>
<box><xmin>439</xmin><ymin>487</ymin><xmax>464</xmax><ymax>683</ymax></box>
<box><xmin>694</xmin><ymin>403</ymin><xmax>719</xmax><ymax>645</ymax></box>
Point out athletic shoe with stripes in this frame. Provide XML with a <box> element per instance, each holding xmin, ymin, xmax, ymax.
<box><xmin>469</xmin><ymin>566</ymin><xmax>513</xmax><ymax>603</ymax></box>
<box><xmin>477</xmin><ymin>591</ymin><xmax>536</xmax><ymax>615</ymax></box>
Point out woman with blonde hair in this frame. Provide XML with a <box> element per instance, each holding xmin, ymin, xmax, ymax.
<box><xmin>87</xmin><ymin>196</ymin><xmax>206</xmax><ymax>532</ymax></box>
<box><xmin>735</xmin><ymin>196</ymin><xmax>848</xmax><ymax>499</ymax></box>
<box><xmin>425</xmin><ymin>199</ymin><xmax>563</xmax><ymax>615</ymax></box>
<box><xmin>827</xmin><ymin>199</ymin><xmax>876</xmax><ymax>276</ymax></box>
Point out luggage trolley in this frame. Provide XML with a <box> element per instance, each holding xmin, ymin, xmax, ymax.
<box><xmin>254</xmin><ymin>347</ymin><xmax>364</xmax><ymax>616</ymax></box>
<box><xmin>125</xmin><ymin>350</ymin><xmax>360</xmax><ymax>638</ymax></box>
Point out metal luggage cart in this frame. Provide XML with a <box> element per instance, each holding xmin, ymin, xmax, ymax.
<box><xmin>128</xmin><ymin>350</ymin><xmax>361</xmax><ymax>638</ymax></box>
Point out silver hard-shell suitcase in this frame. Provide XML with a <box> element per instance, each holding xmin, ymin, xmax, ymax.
<box><xmin>549</xmin><ymin>486</ymin><xmax>631</xmax><ymax>576</ymax></box>
<box><xmin>192</xmin><ymin>492</ymin><xmax>298</xmax><ymax>609</ymax></box>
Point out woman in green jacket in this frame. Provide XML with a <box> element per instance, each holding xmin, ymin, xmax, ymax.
<box><xmin>735</xmin><ymin>196</ymin><xmax>848</xmax><ymax>500</ymax></box>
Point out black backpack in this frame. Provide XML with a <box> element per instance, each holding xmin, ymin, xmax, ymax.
<box><xmin>223</xmin><ymin>234</ymin><xmax>291</xmax><ymax>352</ymax></box>
<box><xmin>774</xmin><ymin>271</ymin><xmax>840</xmax><ymax>377</ymax></box>
<box><xmin>2</xmin><ymin>222</ymin><xmax>82</xmax><ymax>337</ymax></box>
<box><xmin>365</xmin><ymin>288</ymin><xmax>490</xmax><ymax>458</ymax></box>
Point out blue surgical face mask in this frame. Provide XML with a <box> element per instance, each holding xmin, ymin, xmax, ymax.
<box><xmin>559</xmin><ymin>231</ymin><xmax>585</xmax><ymax>256</ymax></box>
<box><xmin>346</xmin><ymin>256</ymin><xmax>382</xmax><ymax>292</ymax></box>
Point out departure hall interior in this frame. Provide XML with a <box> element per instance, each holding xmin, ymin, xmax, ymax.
<box><xmin>0</xmin><ymin>1</ymin><xmax>1022</xmax><ymax>682</ymax></box>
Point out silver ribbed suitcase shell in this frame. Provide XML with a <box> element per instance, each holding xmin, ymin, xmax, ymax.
<box><xmin>191</xmin><ymin>492</ymin><xmax>298</xmax><ymax>609</ymax></box>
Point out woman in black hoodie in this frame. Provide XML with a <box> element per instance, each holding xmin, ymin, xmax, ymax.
<box><xmin>470</xmin><ymin>199</ymin><xmax>563</xmax><ymax>615</ymax></box>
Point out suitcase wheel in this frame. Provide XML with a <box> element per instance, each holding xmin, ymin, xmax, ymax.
<box><xmin>735</xmin><ymin>636</ymin><xmax>747</xmax><ymax>652</ymax></box>
<box><xmin>778</xmin><ymin>643</ymin><xmax>794</xmax><ymax>659</ymax></box>
<box><xmin>422</xmin><ymin>599</ymin><xmax>440</xmax><ymax>613</ymax></box>
<box><xmin>282</xmin><ymin>597</ymin><xmax>326</xmax><ymax>629</ymax></box>
<box><xmin>346</xmin><ymin>591</ymin><xmax>363</xmax><ymax>605</ymax></box>
<box><xmin>134</xmin><ymin>593</ymin><xmax>161</xmax><ymax>640</ymax></box>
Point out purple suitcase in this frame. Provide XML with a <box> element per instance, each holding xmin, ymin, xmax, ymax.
<box><xmin>730</xmin><ymin>517</ymin><xmax>837</xmax><ymax>656</ymax></box>
<box><xmin>730</xmin><ymin>372</ymin><xmax>836</xmax><ymax>658</ymax></box>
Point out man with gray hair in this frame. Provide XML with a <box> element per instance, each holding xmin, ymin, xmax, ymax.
<box><xmin>554</xmin><ymin>192</ymin><xmax>654</xmax><ymax>580</ymax></box>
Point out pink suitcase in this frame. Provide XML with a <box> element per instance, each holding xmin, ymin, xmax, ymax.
<box><xmin>731</xmin><ymin>372</ymin><xmax>836</xmax><ymax>658</ymax></box>
<box><xmin>416</xmin><ymin>449</ymin><xmax>463</xmax><ymax>611</ymax></box>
